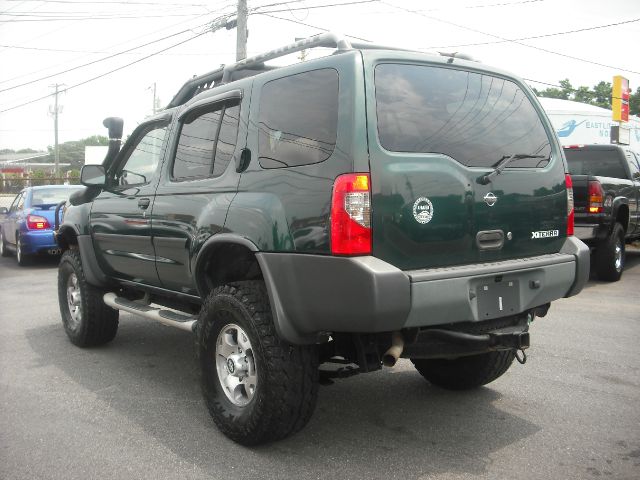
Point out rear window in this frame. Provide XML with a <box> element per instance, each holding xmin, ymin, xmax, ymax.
<box><xmin>374</xmin><ymin>64</ymin><xmax>552</xmax><ymax>168</ymax></box>
<box><xmin>30</xmin><ymin>187</ymin><xmax>83</xmax><ymax>206</ymax></box>
<box><xmin>564</xmin><ymin>149</ymin><xmax>627</xmax><ymax>179</ymax></box>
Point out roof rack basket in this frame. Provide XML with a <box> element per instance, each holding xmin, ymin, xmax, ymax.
<box><xmin>166</xmin><ymin>32</ymin><xmax>412</xmax><ymax>108</ymax></box>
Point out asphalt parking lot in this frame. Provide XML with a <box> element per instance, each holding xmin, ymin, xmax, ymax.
<box><xmin>1</xmin><ymin>250</ymin><xmax>639</xmax><ymax>480</ymax></box>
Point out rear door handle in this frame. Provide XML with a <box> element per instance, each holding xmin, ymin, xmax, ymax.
<box><xmin>138</xmin><ymin>198</ymin><xmax>151</xmax><ymax>210</ymax></box>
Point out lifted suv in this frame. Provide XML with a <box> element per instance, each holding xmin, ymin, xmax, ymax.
<box><xmin>55</xmin><ymin>33</ymin><xmax>589</xmax><ymax>445</ymax></box>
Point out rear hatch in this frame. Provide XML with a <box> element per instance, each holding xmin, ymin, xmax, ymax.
<box><xmin>366</xmin><ymin>60</ymin><xmax>568</xmax><ymax>270</ymax></box>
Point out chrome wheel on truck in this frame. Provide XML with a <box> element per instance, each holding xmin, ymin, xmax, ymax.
<box><xmin>594</xmin><ymin>222</ymin><xmax>625</xmax><ymax>282</ymax></box>
<box><xmin>198</xmin><ymin>281</ymin><xmax>318</xmax><ymax>446</ymax></box>
<box><xmin>215</xmin><ymin>323</ymin><xmax>258</xmax><ymax>407</ymax></box>
<box><xmin>58</xmin><ymin>249</ymin><xmax>119</xmax><ymax>347</ymax></box>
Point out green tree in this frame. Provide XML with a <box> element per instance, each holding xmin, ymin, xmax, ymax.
<box><xmin>573</xmin><ymin>86</ymin><xmax>593</xmax><ymax>105</ymax></box>
<box><xmin>592</xmin><ymin>81</ymin><xmax>612</xmax><ymax>109</ymax></box>
<box><xmin>535</xmin><ymin>78</ymin><xmax>574</xmax><ymax>100</ymax></box>
<box><xmin>630</xmin><ymin>87</ymin><xmax>640</xmax><ymax>116</ymax></box>
<box><xmin>43</xmin><ymin>135</ymin><xmax>109</xmax><ymax>170</ymax></box>
<box><xmin>535</xmin><ymin>79</ymin><xmax>621</xmax><ymax>112</ymax></box>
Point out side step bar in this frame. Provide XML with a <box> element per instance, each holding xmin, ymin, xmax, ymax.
<box><xmin>103</xmin><ymin>293</ymin><xmax>197</xmax><ymax>332</ymax></box>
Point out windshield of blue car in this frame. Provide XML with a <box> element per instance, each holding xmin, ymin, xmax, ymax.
<box><xmin>30</xmin><ymin>187</ymin><xmax>84</xmax><ymax>208</ymax></box>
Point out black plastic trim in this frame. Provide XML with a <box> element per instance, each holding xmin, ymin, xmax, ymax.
<box><xmin>256</xmin><ymin>253</ymin><xmax>411</xmax><ymax>344</ymax></box>
<box><xmin>178</xmin><ymin>89</ymin><xmax>242</xmax><ymax>122</ymax></box>
<box><xmin>77</xmin><ymin>235</ymin><xmax>109</xmax><ymax>287</ymax></box>
<box><xmin>560</xmin><ymin>236</ymin><xmax>590</xmax><ymax>297</ymax></box>
<box><xmin>193</xmin><ymin>233</ymin><xmax>259</xmax><ymax>296</ymax></box>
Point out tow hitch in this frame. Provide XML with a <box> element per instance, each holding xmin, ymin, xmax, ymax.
<box><xmin>401</xmin><ymin>327</ymin><xmax>530</xmax><ymax>361</ymax></box>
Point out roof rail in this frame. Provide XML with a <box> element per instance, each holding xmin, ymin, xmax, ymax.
<box><xmin>438</xmin><ymin>51</ymin><xmax>477</xmax><ymax>62</ymax></box>
<box><xmin>166</xmin><ymin>32</ymin><xmax>419</xmax><ymax>108</ymax></box>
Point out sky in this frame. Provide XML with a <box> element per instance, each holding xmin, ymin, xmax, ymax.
<box><xmin>0</xmin><ymin>0</ymin><xmax>639</xmax><ymax>151</ymax></box>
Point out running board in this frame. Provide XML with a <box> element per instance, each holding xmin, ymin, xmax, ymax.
<box><xmin>103</xmin><ymin>292</ymin><xmax>197</xmax><ymax>332</ymax></box>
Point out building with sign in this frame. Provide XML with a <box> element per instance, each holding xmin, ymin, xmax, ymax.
<box><xmin>539</xmin><ymin>97</ymin><xmax>640</xmax><ymax>149</ymax></box>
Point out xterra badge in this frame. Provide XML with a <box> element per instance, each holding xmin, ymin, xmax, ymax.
<box><xmin>531</xmin><ymin>230</ymin><xmax>559</xmax><ymax>239</ymax></box>
<box><xmin>413</xmin><ymin>197</ymin><xmax>434</xmax><ymax>224</ymax></box>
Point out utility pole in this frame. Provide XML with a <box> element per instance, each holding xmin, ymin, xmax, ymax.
<box><xmin>151</xmin><ymin>82</ymin><xmax>157</xmax><ymax>115</ymax></box>
<box><xmin>49</xmin><ymin>84</ymin><xmax>64</xmax><ymax>179</ymax></box>
<box><xmin>236</xmin><ymin>0</ymin><xmax>248</xmax><ymax>61</ymax></box>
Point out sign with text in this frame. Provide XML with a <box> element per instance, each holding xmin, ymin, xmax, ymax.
<box><xmin>612</xmin><ymin>75</ymin><xmax>630</xmax><ymax>122</ymax></box>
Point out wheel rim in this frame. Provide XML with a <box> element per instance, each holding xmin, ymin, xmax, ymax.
<box><xmin>0</xmin><ymin>232</ymin><xmax>4</xmax><ymax>255</ymax></box>
<box><xmin>614</xmin><ymin>240</ymin><xmax>623</xmax><ymax>272</ymax></box>
<box><xmin>215</xmin><ymin>323</ymin><xmax>257</xmax><ymax>407</ymax></box>
<box><xmin>66</xmin><ymin>273</ymin><xmax>82</xmax><ymax>329</ymax></box>
<box><xmin>16</xmin><ymin>235</ymin><xmax>21</xmax><ymax>262</ymax></box>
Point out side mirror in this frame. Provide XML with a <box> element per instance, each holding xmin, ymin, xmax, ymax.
<box><xmin>0</xmin><ymin>206</ymin><xmax>8</xmax><ymax>215</ymax></box>
<box><xmin>81</xmin><ymin>164</ymin><xmax>106</xmax><ymax>187</ymax></box>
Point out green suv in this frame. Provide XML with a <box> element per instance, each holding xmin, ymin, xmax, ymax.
<box><xmin>55</xmin><ymin>33</ymin><xmax>589</xmax><ymax>445</ymax></box>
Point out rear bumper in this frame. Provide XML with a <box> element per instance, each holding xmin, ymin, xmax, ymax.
<box><xmin>257</xmin><ymin>236</ymin><xmax>589</xmax><ymax>344</ymax></box>
<box><xmin>20</xmin><ymin>230</ymin><xmax>59</xmax><ymax>254</ymax></box>
<box><xmin>574</xmin><ymin>224</ymin><xmax>598</xmax><ymax>240</ymax></box>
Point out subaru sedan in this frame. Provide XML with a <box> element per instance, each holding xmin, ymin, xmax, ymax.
<box><xmin>0</xmin><ymin>185</ymin><xmax>84</xmax><ymax>265</ymax></box>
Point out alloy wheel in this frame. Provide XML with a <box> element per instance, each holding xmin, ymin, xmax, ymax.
<box><xmin>215</xmin><ymin>323</ymin><xmax>257</xmax><ymax>406</ymax></box>
<box><xmin>66</xmin><ymin>273</ymin><xmax>83</xmax><ymax>329</ymax></box>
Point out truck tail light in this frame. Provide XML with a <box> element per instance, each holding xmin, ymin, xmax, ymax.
<box><xmin>27</xmin><ymin>215</ymin><xmax>50</xmax><ymax>230</ymax></box>
<box><xmin>588</xmin><ymin>180</ymin><xmax>604</xmax><ymax>214</ymax></box>
<box><xmin>331</xmin><ymin>173</ymin><xmax>371</xmax><ymax>255</ymax></box>
<box><xmin>565</xmin><ymin>174</ymin><xmax>574</xmax><ymax>236</ymax></box>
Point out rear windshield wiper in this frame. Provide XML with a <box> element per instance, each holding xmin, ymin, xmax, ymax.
<box><xmin>478</xmin><ymin>153</ymin><xmax>546</xmax><ymax>185</ymax></box>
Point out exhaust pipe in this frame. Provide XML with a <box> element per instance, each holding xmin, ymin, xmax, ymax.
<box><xmin>382</xmin><ymin>331</ymin><xmax>404</xmax><ymax>367</ymax></box>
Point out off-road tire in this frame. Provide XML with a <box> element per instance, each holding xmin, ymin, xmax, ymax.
<box><xmin>58</xmin><ymin>249</ymin><xmax>119</xmax><ymax>347</ymax></box>
<box><xmin>594</xmin><ymin>222</ymin><xmax>625</xmax><ymax>282</ymax></box>
<box><xmin>16</xmin><ymin>232</ymin><xmax>30</xmax><ymax>266</ymax></box>
<box><xmin>411</xmin><ymin>350</ymin><xmax>515</xmax><ymax>390</ymax></box>
<box><xmin>198</xmin><ymin>281</ymin><xmax>318</xmax><ymax>446</ymax></box>
<box><xmin>0</xmin><ymin>229</ymin><xmax>9</xmax><ymax>257</ymax></box>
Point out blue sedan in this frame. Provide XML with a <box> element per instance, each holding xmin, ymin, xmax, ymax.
<box><xmin>0</xmin><ymin>185</ymin><xmax>84</xmax><ymax>265</ymax></box>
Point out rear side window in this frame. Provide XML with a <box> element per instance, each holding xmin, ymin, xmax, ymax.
<box><xmin>626</xmin><ymin>151</ymin><xmax>640</xmax><ymax>178</ymax></box>
<box><xmin>173</xmin><ymin>102</ymin><xmax>240</xmax><ymax>180</ymax></box>
<box><xmin>375</xmin><ymin>64</ymin><xmax>552</xmax><ymax>168</ymax></box>
<box><xmin>258</xmin><ymin>68</ymin><xmax>339</xmax><ymax>169</ymax></box>
<box><xmin>564</xmin><ymin>149</ymin><xmax>627</xmax><ymax>179</ymax></box>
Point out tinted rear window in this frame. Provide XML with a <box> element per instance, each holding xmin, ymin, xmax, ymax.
<box><xmin>564</xmin><ymin>149</ymin><xmax>627</xmax><ymax>179</ymax></box>
<box><xmin>375</xmin><ymin>64</ymin><xmax>551</xmax><ymax>168</ymax></box>
<box><xmin>258</xmin><ymin>68</ymin><xmax>339</xmax><ymax>169</ymax></box>
<box><xmin>30</xmin><ymin>187</ymin><xmax>83</xmax><ymax>206</ymax></box>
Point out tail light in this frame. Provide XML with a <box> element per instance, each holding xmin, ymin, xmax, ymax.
<box><xmin>331</xmin><ymin>173</ymin><xmax>371</xmax><ymax>255</ymax></box>
<box><xmin>588</xmin><ymin>180</ymin><xmax>604</xmax><ymax>214</ymax></box>
<box><xmin>27</xmin><ymin>215</ymin><xmax>50</xmax><ymax>230</ymax></box>
<box><xmin>565</xmin><ymin>174</ymin><xmax>574</xmax><ymax>236</ymax></box>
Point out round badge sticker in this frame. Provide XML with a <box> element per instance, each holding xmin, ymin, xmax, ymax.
<box><xmin>412</xmin><ymin>197</ymin><xmax>433</xmax><ymax>224</ymax></box>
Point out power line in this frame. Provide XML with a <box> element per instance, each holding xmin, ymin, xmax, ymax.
<box><xmin>414</xmin><ymin>0</ymin><xmax>546</xmax><ymax>12</ymax></box>
<box><xmin>254</xmin><ymin>0</ymin><xmax>381</xmax><ymax>14</ymax></box>
<box><xmin>0</xmin><ymin>27</ymin><xmax>211</xmax><ymax>114</ymax></box>
<box><xmin>1</xmin><ymin>0</ymin><xmax>210</xmax><ymax>5</ymax></box>
<box><xmin>0</xmin><ymin>44</ymin><xmax>233</xmax><ymax>55</ymax></box>
<box><xmin>0</xmin><ymin>21</ymin><xmax>216</xmax><ymax>93</ymax></box>
<box><xmin>0</xmin><ymin>12</ymin><xmax>213</xmax><ymax>22</ymax></box>
<box><xmin>382</xmin><ymin>1</ymin><xmax>640</xmax><ymax>76</ymax></box>
<box><xmin>427</xmin><ymin>17</ymin><xmax>640</xmax><ymax>49</ymax></box>
<box><xmin>256</xmin><ymin>12</ymin><xmax>371</xmax><ymax>42</ymax></box>
<box><xmin>0</xmin><ymin>5</ymin><xmax>229</xmax><ymax>84</ymax></box>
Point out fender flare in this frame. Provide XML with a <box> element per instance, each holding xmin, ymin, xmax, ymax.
<box><xmin>193</xmin><ymin>233</ymin><xmax>259</xmax><ymax>295</ymax></box>
<box><xmin>611</xmin><ymin>197</ymin><xmax>629</xmax><ymax>231</ymax></box>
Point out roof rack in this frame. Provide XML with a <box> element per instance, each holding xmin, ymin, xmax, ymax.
<box><xmin>166</xmin><ymin>32</ymin><xmax>415</xmax><ymax>109</ymax></box>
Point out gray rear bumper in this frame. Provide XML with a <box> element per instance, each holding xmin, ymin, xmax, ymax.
<box><xmin>257</xmin><ymin>236</ymin><xmax>590</xmax><ymax>344</ymax></box>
